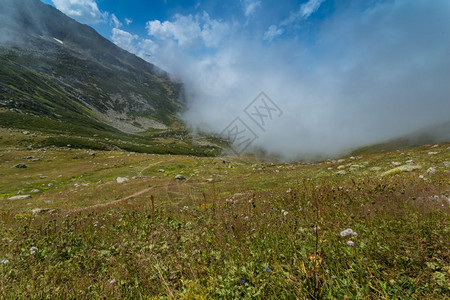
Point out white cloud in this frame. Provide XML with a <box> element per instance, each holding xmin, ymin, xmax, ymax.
<box><xmin>111</xmin><ymin>28</ymin><xmax>138</xmax><ymax>53</ymax></box>
<box><xmin>265</xmin><ymin>0</ymin><xmax>325</xmax><ymax>40</ymax></box>
<box><xmin>125</xmin><ymin>18</ymin><xmax>133</xmax><ymax>26</ymax></box>
<box><xmin>242</xmin><ymin>0</ymin><xmax>261</xmax><ymax>17</ymax></box>
<box><xmin>146</xmin><ymin>12</ymin><xmax>230</xmax><ymax>49</ymax></box>
<box><xmin>111</xmin><ymin>13</ymin><xmax>122</xmax><ymax>28</ymax></box>
<box><xmin>263</xmin><ymin>25</ymin><xmax>284</xmax><ymax>41</ymax></box>
<box><xmin>51</xmin><ymin>0</ymin><xmax>106</xmax><ymax>24</ymax></box>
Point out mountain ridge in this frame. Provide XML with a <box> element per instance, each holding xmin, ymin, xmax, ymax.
<box><xmin>0</xmin><ymin>0</ymin><xmax>183</xmax><ymax>134</ymax></box>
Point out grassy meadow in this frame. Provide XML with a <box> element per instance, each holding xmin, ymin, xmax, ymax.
<box><xmin>0</xmin><ymin>127</ymin><xmax>449</xmax><ymax>299</ymax></box>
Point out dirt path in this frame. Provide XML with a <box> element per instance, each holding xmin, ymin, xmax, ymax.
<box><xmin>69</xmin><ymin>157</ymin><xmax>179</xmax><ymax>213</ymax></box>
<box><xmin>137</xmin><ymin>157</ymin><xmax>176</xmax><ymax>177</ymax></box>
<box><xmin>70</xmin><ymin>180</ymin><xmax>209</xmax><ymax>214</ymax></box>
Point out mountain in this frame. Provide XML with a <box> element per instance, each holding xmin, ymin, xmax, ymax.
<box><xmin>0</xmin><ymin>0</ymin><xmax>222</xmax><ymax>155</ymax></box>
<box><xmin>350</xmin><ymin>121</ymin><xmax>450</xmax><ymax>156</ymax></box>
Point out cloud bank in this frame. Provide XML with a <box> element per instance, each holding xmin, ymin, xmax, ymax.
<box><xmin>52</xmin><ymin>0</ymin><xmax>106</xmax><ymax>24</ymax></box>
<box><xmin>112</xmin><ymin>0</ymin><xmax>450</xmax><ymax>160</ymax></box>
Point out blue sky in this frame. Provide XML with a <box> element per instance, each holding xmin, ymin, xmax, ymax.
<box><xmin>38</xmin><ymin>0</ymin><xmax>450</xmax><ymax>159</ymax></box>
<box><xmin>40</xmin><ymin>0</ymin><xmax>333</xmax><ymax>45</ymax></box>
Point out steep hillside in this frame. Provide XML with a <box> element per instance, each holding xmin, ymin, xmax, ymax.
<box><xmin>0</xmin><ymin>0</ymin><xmax>183</xmax><ymax>133</ymax></box>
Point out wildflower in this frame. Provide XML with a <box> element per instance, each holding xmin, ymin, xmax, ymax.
<box><xmin>0</xmin><ymin>259</ymin><xmax>10</xmax><ymax>264</ymax></box>
<box><xmin>30</xmin><ymin>246</ymin><xmax>38</xmax><ymax>255</ymax></box>
<box><xmin>251</xmin><ymin>228</ymin><xmax>256</xmax><ymax>232</ymax></box>
<box><xmin>313</xmin><ymin>227</ymin><xmax>317</xmax><ymax>232</ymax></box>
<box><xmin>244</xmin><ymin>216</ymin><xmax>249</xmax><ymax>220</ymax></box>
<box><xmin>286</xmin><ymin>188</ymin><xmax>292</xmax><ymax>193</ymax></box>
<box><xmin>347</xmin><ymin>240</ymin><xmax>355</xmax><ymax>247</ymax></box>
<box><xmin>340</xmin><ymin>228</ymin><xmax>357</xmax><ymax>237</ymax></box>
<box><xmin>282</xmin><ymin>210</ymin><xmax>288</xmax><ymax>216</ymax></box>
<box><xmin>363</xmin><ymin>257</ymin><xmax>368</xmax><ymax>261</ymax></box>
<box><xmin>265</xmin><ymin>268</ymin><xmax>270</xmax><ymax>272</ymax></box>
<box><xmin>240</xmin><ymin>278</ymin><xmax>246</xmax><ymax>285</ymax></box>
<box><xmin>109</xmin><ymin>279</ymin><xmax>116</xmax><ymax>285</ymax></box>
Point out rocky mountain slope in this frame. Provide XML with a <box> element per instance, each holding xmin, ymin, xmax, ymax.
<box><xmin>0</xmin><ymin>0</ymin><xmax>183</xmax><ymax>135</ymax></box>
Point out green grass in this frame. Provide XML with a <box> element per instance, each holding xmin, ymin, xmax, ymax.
<box><xmin>0</xmin><ymin>129</ymin><xmax>449</xmax><ymax>298</ymax></box>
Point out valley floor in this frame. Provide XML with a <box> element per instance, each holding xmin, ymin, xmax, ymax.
<box><xmin>0</xmin><ymin>128</ymin><xmax>449</xmax><ymax>298</ymax></box>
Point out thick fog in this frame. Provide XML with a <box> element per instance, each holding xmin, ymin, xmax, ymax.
<box><xmin>132</xmin><ymin>0</ymin><xmax>450</xmax><ymax>159</ymax></box>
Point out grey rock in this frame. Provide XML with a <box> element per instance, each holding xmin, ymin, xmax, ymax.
<box><xmin>31</xmin><ymin>208</ymin><xmax>50</xmax><ymax>215</ymax></box>
<box><xmin>116</xmin><ymin>177</ymin><xmax>129</xmax><ymax>183</ymax></box>
<box><xmin>8</xmin><ymin>195</ymin><xmax>32</xmax><ymax>200</ymax></box>
<box><xmin>12</xmin><ymin>163</ymin><xmax>28</xmax><ymax>169</ymax></box>
<box><xmin>175</xmin><ymin>174</ymin><xmax>186</xmax><ymax>180</ymax></box>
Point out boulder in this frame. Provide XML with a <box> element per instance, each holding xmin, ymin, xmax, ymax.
<box><xmin>381</xmin><ymin>165</ymin><xmax>421</xmax><ymax>176</ymax></box>
<box><xmin>12</xmin><ymin>163</ymin><xmax>28</xmax><ymax>168</ymax></box>
<box><xmin>8</xmin><ymin>195</ymin><xmax>32</xmax><ymax>200</ymax></box>
<box><xmin>116</xmin><ymin>177</ymin><xmax>129</xmax><ymax>183</ymax></box>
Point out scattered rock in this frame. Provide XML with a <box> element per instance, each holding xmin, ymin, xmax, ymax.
<box><xmin>31</xmin><ymin>208</ymin><xmax>51</xmax><ymax>215</ymax></box>
<box><xmin>12</xmin><ymin>163</ymin><xmax>28</xmax><ymax>169</ymax></box>
<box><xmin>428</xmin><ymin>152</ymin><xmax>438</xmax><ymax>155</ymax></box>
<box><xmin>31</xmin><ymin>158</ymin><xmax>40</xmax><ymax>162</ymax></box>
<box><xmin>30</xmin><ymin>189</ymin><xmax>41</xmax><ymax>193</ymax></box>
<box><xmin>350</xmin><ymin>165</ymin><xmax>365</xmax><ymax>169</ymax></box>
<box><xmin>8</xmin><ymin>195</ymin><xmax>32</xmax><ymax>200</ymax></box>
<box><xmin>88</xmin><ymin>151</ymin><xmax>96</xmax><ymax>156</ymax></box>
<box><xmin>391</xmin><ymin>162</ymin><xmax>402</xmax><ymax>166</ymax></box>
<box><xmin>443</xmin><ymin>161</ymin><xmax>449</xmax><ymax>168</ymax></box>
<box><xmin>405</xmin><ymin>159</ymin><xmax>414</xmax><ymax>164</ymax></box>
<box><xmin>369</xmin><ymin>167</ymin><xmax>381</xmax><ymax>171</ymax></box>
<box><xmin>47</xmin><ymin>183</ymin><xmax>54</xmax><ymax>187</ymax></box>
<box><xmin>175</xmin><ymin>174</ymin><xmax>186</xmax><ymax>180</ymax></box>
<box><xmin>206</xmin><ymin>178</ymin><xmax>214</xmax><ymax>182</ymax></box>
<box><xmin>381</xmin><ymin>165</ymin><xmax>421</xmax><ymax>176</ymax></box>
<box><xmin>157</xmin><ymin>169</ymin><xmax>165</xmax><ymax>173</ymax></box>
<box><xmin>98</xmin><ymin>180</ymin><xmax>104</xmax><ymax>184</ymax></box>
<box><xmin>336</xmin><ymin>170</ymin><xmax>347</xmax><ymax>175</ymax></box>
<box><xmin>337</xmin><ymin>165</ymin><xmax>346</xmax><ymax>170</ymax></box>
<box><xmin>116</xmin><ymin>177</ymin><xmax>129</xmax><ymax>184</ymax></box>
